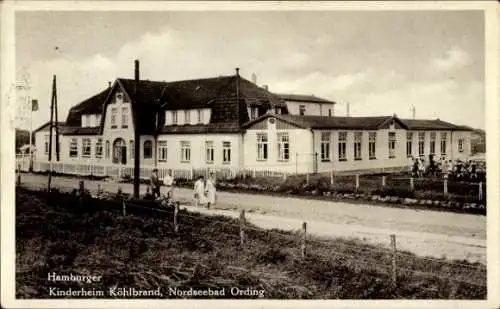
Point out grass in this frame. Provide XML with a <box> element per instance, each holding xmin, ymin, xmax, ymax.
<box><xmin>16</xmin><ymin>188</ymin><xmax>486</xmax><ymax>299</ymax></box>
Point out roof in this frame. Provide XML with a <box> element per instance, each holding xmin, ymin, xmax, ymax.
<box><xmin>34</xmin><ymin>121</ymin><xmax>99</xmax><ymax>135</ymax></box>
<box><xmin>158</xmin><ymin>123</ymin><xmax>242</xmax><ymax>134</ymax></box>
<box><xmin>275</xmin><ymin>93</ymin><xmax>336</xmax><ymax>104</ymax></box>
<box><xmin>244</xmin><ymin>114</ymin><xmax>472</xmax><ymax>131</ymax></box>
<box><xmin>400</xmin><ymin>119</ymin><xmax>473</xmax><ymax>131</ymax></box>
<box><xmin>33</xmin><ymin>121</ymin><xmax>66</xmax><ymax>133</ymax></box>
<box><xmin>66</xmin><ymin>88</ymin><xmax>111</xmax><ymax>126</ymax></box>
<box><xmin>244</xmin><ymin>114</ymin><xmax>398</xmax><ymax>130</ymax></box>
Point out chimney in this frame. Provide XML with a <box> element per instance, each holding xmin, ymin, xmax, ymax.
<box><xmin>411</xmin><ymin>105</ymin><xmax>416</xmax><ymax>119</ymax></box>
<box><xmin>251</xmin><ymin>73</ymin><xmax>257</xmax><ymax>84</ymax></box>
<box><xmin>235</xmin><ymin>67</ymin><xmax>240</xmax><ymax>77</ymax></box>
<box><xmin>346</xmin><ymin>102</ymin><xmax>350</xmax><ymax>117</ymax></box>
<box><xmin>135</xmin><ymin>60</ymin><xmax>140</xmax><ymax>82</ymax></box>
<box><xmin>263</xmin><ymin>85</ymin><xmax>269</xmax><ymax>91</ymax></box>
<box><xmin>108</xmin><ymin>81</ymin><xmax>111</xmax><ymax>88</ymax></box>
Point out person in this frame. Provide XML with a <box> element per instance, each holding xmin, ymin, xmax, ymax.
<box><xmin>162</xmin><ymin>169</ymin><xmax>175</xmax><ymax>200</ymax></box>
<box><xmin>412</xmin><ymin>157</ymin><xmax>419</xmax><ymax>178</ymax></box>
<box><xmin>205</xmin><ymin>172</ymin><xmax>217</xmax><ymax>209</ymax></box>
<box><xmin>417</xmin><ymin>158</ymin><xmax>425</xmax><ymax>178</ymax></box>
<box><xmin>193</xmin><ymin>175</ymin><xmax>208</xmax><ymax>207</ymax></box>
<box><xmin>150</xmin><ymin>168</ymin><xmax>161</xmax><ymax>199</ymax></box>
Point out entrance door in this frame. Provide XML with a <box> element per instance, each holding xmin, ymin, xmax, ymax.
<box><xmin>113</xmin><ymin>138</ymin><xmax>127</xmax><ymax>165</ymax></box>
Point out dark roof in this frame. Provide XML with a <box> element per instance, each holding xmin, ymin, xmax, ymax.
<box><xmin>33</xmin><ymin>121</ymin><xmax>99</xmax><ymax>135</ymax></box>
<box><xmin>244</xmin><ymin>114</ymin><xmax>397</xmax><ymax>130</ymax></box>
<box><xmin>158</xmin><ymin>123</ymin><xmax>242</xmax><ymax>134</ymax></box>
<box><xmin>400</xmin><ymin>119</ymin><xmax>473</xmax><ymax>131</ymax></box>
<box><xmin>275</xmin><ymin>93</ymin><xmax>336</xmax><ymax>104</ymax></box>
<box><xmin>66</xmin><ymin>88</ymin><xmax>111</xmax><ymax>126</ymax></box>
<box><xmin>33</xmin><ymin>121</ymin><xmax>66</xmax><ymax>133</ymax></box>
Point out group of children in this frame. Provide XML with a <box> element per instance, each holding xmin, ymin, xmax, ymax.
<box><xmin>149</xmin><ymin>169</ymin><xmax>217</xmax><ymax>208</ymax></box>
<box><xmin>409</xmin><ymin>155</ymin><xmax>482</xmax><ymax>181</ymax></box>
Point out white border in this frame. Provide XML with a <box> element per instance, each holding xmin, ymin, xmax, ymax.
<box><xmin>1</xmin><ymin>1</ymin><xmax>498</xmax><ymax>309</ymax></box>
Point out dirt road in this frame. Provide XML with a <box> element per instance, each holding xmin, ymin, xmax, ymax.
<box><xmin>18</xmin><ymin>173</ymin><xmax>486</xmax><ymax>264</ymax></box>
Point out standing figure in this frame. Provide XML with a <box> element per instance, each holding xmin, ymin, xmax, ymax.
<box><xmin>150</xmin><ymin>168</ymin><xmax>161</xmax><ymax>199</ymax></box>
<box><xmin>193</xmin><ymin>175</ymin><xmax>208</xmax><ymax>207</ymax></box>
<box><xmin>417</xmin><ymin>158</ymin><xmax>425</xmax><ymax>178</ymax></box>
<box><xmin>163</xmin><ymin>169</ymin><xmax>175</xmax><ymax>200</ymax></box>
<box><xmin>205</xmin><ymin>172</ymin><xmax>217</xmax><ymax>209</ymax></box>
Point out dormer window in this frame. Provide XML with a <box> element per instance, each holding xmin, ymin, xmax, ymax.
<box><xmin>251</xmin><ymin>106</ymin><xmax>259</xmax><ymax>119</ymax></box>
<box><xmin>172</xmin><ymin>111</ymin><xmax>178</xmax><ymax>125</ymax></box>
<box><xmin>299</xmin><ymin>105</ymin><xmax>306</xmax><ymax>116</ymax></box>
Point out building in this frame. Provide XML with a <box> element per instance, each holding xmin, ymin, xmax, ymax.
<box><xmin>32</xmin><ymin>69</ymin><xmax>473</xmax><ymax>178</ymax></box>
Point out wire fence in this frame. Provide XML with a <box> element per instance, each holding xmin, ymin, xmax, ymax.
<box><xmin>17</xmin><ymin>178</ymin><xmax>486</xmax><ymax>292</ymax></box>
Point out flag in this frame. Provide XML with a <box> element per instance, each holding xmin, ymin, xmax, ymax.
<box><xmin>31</xmin><ymin>99</ymin><xmax>38</xmax><ymax>111</ymax></box>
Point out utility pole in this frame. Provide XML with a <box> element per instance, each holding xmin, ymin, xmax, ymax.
<box><xmin>133</xmin><ymin>60</ymin><xmax>140</xmax><ymax>199</ymax></box>
<box><xmin>411</xmin><ymin>105</ymin><xmax>416</xmax><ymax>119</ymax></box>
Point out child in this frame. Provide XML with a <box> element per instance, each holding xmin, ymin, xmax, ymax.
<box><xmin>150</xmin><ymin>168</ymin><xmax>161</xmax><ymax>199</ymax></box>
<box><xmin>205</xmin><ymin>173</ymin><xmax>217</xmax><ymax>209</ymax></box>
<box><xmin>163</xmin><ymin>169</ymin><xmax>175</xmax><ymax>200</ymax></box>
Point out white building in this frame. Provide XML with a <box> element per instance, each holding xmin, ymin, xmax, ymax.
<box><xmin>32</xmin><ymin>69</ymin><xmax>473</xmax><ymax>178</ymax></box>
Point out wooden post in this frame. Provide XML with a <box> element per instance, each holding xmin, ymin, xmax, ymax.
<box><xmin>410</xmin><ymin>177</ymin><xmax>414</xmax><ymax>191</ymax></box>
<box><xmin>390</xmin><ymin>234</ymin><xmax>397</xmax><ymax>288</ymax></box>
<box><xmin>251</xmin><ymin>169</ymin><xmax>256</xmax><ymax>178</ymax></box>
<box><xmin>174</xmin><ymin>203</ymin><xmax>179</xmax><ymax>233</ymax></box>
<box><xmin>283</xmin><ymin>172</ymin><xmax>287</xmax><ymax>181</ymax></box>
<box><xmin>301</xmin><ymin>222</ymin><xmax>307</xmax><ymax>260</ymax></box>
<box><xmin>355</xmin><ymin>174</ymin><xmax>360</xmax><ymax>191</ymax></box>
<box><xmin>330</xmin><ymin>170</ymin><xmax>334</xmax><ymax>186</ymax></box>
<box><xmin>16</xmin><ymin>164</ymin><xmax>21</xmax><ymax>186</ymax></box>
<box><xmin>479</xmin><ymin>182</ymin><xmax>483</xmax><ymax>200</ymax></box>
<box><xmin>306</xmin><ymin>173</ymin><xmax>309</xmax><ymax>185</ymax></box>
<box><xmin>443</xmin><ymin>179</ymin><xmax>448</xmax><ymax>196</ymax></box>
<box><xmin>122</xmin><ymin>200</ymin><xmax>126</xmax><ymax>216</ymax></box>
<box><xmin>239</xmin><ymin>209</ymin><xmax>246</xmax><ymax>247</ymax></box>
<box><xmin>382</xmin><ymin>175</ymin><xmax>386</xmax><ymax>187</ymax></box>
<box><xmin>79</xmin><ymin>180</ymin><xmax>85</xmax><ymax>195</ymax></box>
<box><xmin>295</xmin><ymin>153</ymin><xmax>298</xmax><ymax>174</ymax></box>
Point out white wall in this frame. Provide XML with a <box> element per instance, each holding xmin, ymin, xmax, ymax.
<box><xmin>156</xmin><ymin>133</ymin><xmax>242</xmax><ymax>169</ymax></box>
<box><xmin>243</xmin><ymin>121</ymin><xmax>313</xmax><ymax>173</ymax></box>
<box><xmin>285</xmin><ymin>101</ymin><xmax>335</xmax><ymax>116</ymax></box>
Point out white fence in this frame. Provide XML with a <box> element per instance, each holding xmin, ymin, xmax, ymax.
<box><xmin>17</xmin><ymin>158</ymin><xmax>292</xmax><ymax>181</ymax></box>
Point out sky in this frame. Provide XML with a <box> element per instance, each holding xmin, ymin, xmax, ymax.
<box><xmin>15</xmin><ymin>10</ymin><xmax>485</xmax><ymax>130</ymax></box>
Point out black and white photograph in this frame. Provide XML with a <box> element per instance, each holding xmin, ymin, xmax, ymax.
<box><xmin>1</xmin><ymin>1</ymin><xmax>499</xmax><ymax>308</ymax></box>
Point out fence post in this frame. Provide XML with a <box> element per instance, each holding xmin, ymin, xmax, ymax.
<box><xmin>330</xmin><ymin>170</ymin><xmax>334</xmax><ymax>186</ymax></box>
<box><xmin>306</xmin><ymin>173</ymin><xmax>310</xmax><ymax>185</ymax></box>
<box><xmin>390</xmin><ymin>234</ymin><xmax>397</xmax><ymax>288</ymax></box>
<box><xmin>301</xmin><ymin>222</ymin><xmax>307</xmax><ymax>260</ymax></box>
<box><xmin>410</xmin><ymin>177</ymin><xmax>414</xmax><ymax>191</ymax></box>
<box><xmin>252</xmin><ymin>169</ymin><xmax>256</xmax><ymax>178</ymax></box>
<box><xmin>239</xmin><ymin>209</ymin><xmax>246</xmax><ymax>247</ymax></box>
<box><xmin>174</xmin><ymin>203</ymin><xmax>179</xmax><ymax>233</ymax></box>
<box><xmin>443</xmin><ymin>179</ymin><xmax>448</xmax><ymax>196</ymax></box>
<box><xmin>382</xmin><ymin>175</ymin><xmax>386</xmax><ymax>187</ymax></box>
<box><xmin>283</xmin><ymin>172</ymin><xmax>287</xmax><ymax>181</ymax></box>
<box><xmin>296</xmin><ymin>153</ymin><xmax>298</xmax><ymax>174</ymax></box>
<box><xmin>122</xmin><ymin>200</ymin><xmax>127</xmax><ymax>216</ymax></box>
<box><xmin>479</xmin><ymin>182</ymin><xmax>483</xmax><ymax>200</ymax></box>
<box><xmin>355</xmin><ymin>174</ymin><xmax>360</xmax><ymax>191</ymax></box>
<box><xmin>16</xmin><ymin>164</ymin><xmax>21</xmax><ymax>186</ymax></box>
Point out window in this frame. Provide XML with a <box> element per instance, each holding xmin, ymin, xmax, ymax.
<box><xmin>328</xmin><ymin>109</ymin><xmax>332</xmax><ymax>117</ymax></box>
<box><xmin>81</xmin><ymin>115</ymin><xmax>87</xmax><ymax>127</ymax></box>
<box><xmin>143</xmin><ymin>140</ymin><xmax>152</xmax><ymax>159</ymax></box>
<box><xmin>251</xmin><ymin>107</ymin><xmax>259</xmax><ymax>120</ymax></box>
<box><xmin>172</xmin><ymin>111</ymin><xmax>178</xmax><ymax>125</ymax></box>
<box><xmin>197</xmin><ymin>109</ymin><xmax>202</xmax><ymax>123</ymax></box>
<box><xmin>158</xmin><ymin>141</ymin><xmax>168</xmax><ymax>162</ymax></box>
<box><xmin>111</xmin><ymin>108</ymin><xmax>117</xmax><ymax>128</ymax></box>
<box><xmin>223</xmin><ymin>141</ymin><xmax>231</xmax><ymax>164</ymax></box>
<box><xmin>87</xmin><ymin>115</ymin><xmax>92</xmax><ymax>127</ymax></box>
<box><xmin>388</xmin><ymin>132</ymin><xmax>396</xmax><ymax>158</ymax></box>
<box><xmin>257</xmin><ymin>133</ymin><xmax>268</xmax><ymax>161</ymax></box>
<box><xmin>95</xmin><ymin>138</ymin><xmax>103</xmax><ymax>158</ymax></box>
<box><xmin>369</xmin><ymin>132</ymin><xmax>376</xmax><ymax>159</ymax></box>
<box><xmin>338</xmin><ymin>132</ymin><xmax>347</xmax><ymax>161</ymax></box>
<box><xmin>180</xmin><ymin>141</ymin><xmax>191</xmax><ymax>162</ymax></box>
<box><xmin>277</xmin><ymin>133</ymin><xmax>290</xmax><ymax>161</ymax></box>
<box><xmin>121</xmin><ymin>107</ymin><xmax>128</xmax><ymax>128</ymax></box>
<box><xmin>105</xmin><ymin>140</ymin><xmax>110</xmax><ymax>159</ymax></box>
<box><xmin>129</xmin><ymin>140</ymin><xmax>134</xmax><ymax>160</ymax></box>
<box><xmin>299</xmin><ymin>105</ymin><xmax>306</xmax><ymax>116</ymax></box>
<box><xmin>82</xmin><ymin>138</ymin><xmax>91</xmax><ymax>158</ymax></box>
<box><xmin>116</xmin><ymin>92</ymin><xmax>124</xmax><ymax>103</ymax></box>
<box><xmin>184</xmin><ymin>110</ymin><xmax>190</xmax><ymax>124</ymax></box>
<box><xmin>69</xmin><ymin>138</ymin><xmax>78</xmax><ymax>157</ymax></box>
<box><xmin>458</xmin><ymin>138</ymin><xmax>464</xmax><ymax>152</ymax></box>
<box><xmin>274</xmin><ymin>107</ymin><xmax>282</xmax><ymax>115</ymax></box>
<box><xmin>429</xmin><ymin>132</ymin><xmax>436</xmax><ymax>155</ymax></box>
<box><xmin>96</xmin><ymin>114</ymin><xmax>102</xmax><ymax>126</ymax></box>
<box><xmin>418</xmin><ymin>132</ymin><xmax>425</xmax><ymax>157</ymax></box>
<box><xmin>354</xmin><ymin>132</ymin><xmax>362</xmax><ymax>160</ymax></box>
<box><xmin>205</xmin><ymin>141</ymin><xmax>214</xmax><ymax>163</ymax></box>
<box><xmin>320</xmin><ymin>132</ymin><xmax>330</xmax><ymax>161</ymax></box>
<box><xmin>406</xmin><ymin>132</ymin><xmax>413</xmax><ymax>157</ymax></box>
<box><xmin>44</xmin><ymin>135</ymin><xmax>49</xmax><ymax>154</ymax></box>
<box><xmin>440</xmin><ymin>132</ymin><xmax>447</xmax><ymax>156</ymax></box>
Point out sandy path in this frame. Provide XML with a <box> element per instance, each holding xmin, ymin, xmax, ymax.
<box><xmin>18</xmin><ymin>173</ymin><xmax>486</xmax><ymax>264</ymax></box>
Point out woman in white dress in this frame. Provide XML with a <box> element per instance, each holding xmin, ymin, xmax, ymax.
<box><xmin>193</xmin><ymin>176</ymin><xmax>208</xmax><ymax>207</ymax></box>
<box><xmin>205</xmin><ymin>173</ymin><xmax>217</xmax><ymax>209</ymax></box>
